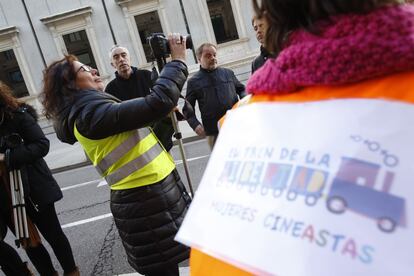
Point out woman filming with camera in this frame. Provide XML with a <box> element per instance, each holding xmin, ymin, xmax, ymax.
<box><xmin>40</xmin><ymin>33</ymin><xmax>191</xmax><ymax>276</ymax></box>
<box><xmin>0</xmin><ymin>81</ymin><xmax>78</xmax><ymax>276</ymax></box>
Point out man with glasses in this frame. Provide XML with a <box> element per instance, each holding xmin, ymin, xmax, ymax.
<box><xmin>105</xmin><ymin>45</ymin><xmax>175</xmax><ymax>151</ymax></box>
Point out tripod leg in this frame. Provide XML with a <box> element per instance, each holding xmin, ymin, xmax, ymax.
<box><xmin>17</xmin><ymin>170</ymin><xmax>29</xmax><ymax>240</ymax></box>
<box><xmin>10</xmin><ymin>171</ymin><xmax>21</xmax><ymax>245</ymax></box>
<box><xmin>170</xmin><ymin>111</ymin><xmax>195</xmax><ymax>196</ymax></box>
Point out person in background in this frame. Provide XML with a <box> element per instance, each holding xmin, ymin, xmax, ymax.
<box><xmin>105</xmin><ymin>45</ymin><xmax>176</xmax><ymax>151</ymax></box>
<box><xmin>0</xmin><ymin>81</ymin><xmax>78</xmax><ymax>276</ymax></box>
<box><xmin>188</xmin><ymin>0</ymin><xmax>414</xmax><ymax>274</ymax></box>
<box><xmin>40</xmin><ymin>33</ymin><xmax>191</xmax><ymax>276</ymax></box>
<box><xmin>185</xmin><ymin>43</ymin><xmax>246</xmax><ymax>149</ymax></box>
<box><xmin>251</xmin><ymin>15</ymin><xmax>274</xmax><ymax>73</ymax></box>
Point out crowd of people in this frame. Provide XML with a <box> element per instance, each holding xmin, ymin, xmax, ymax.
<box><xmin>1</xmin><ymin>0</ymin><xmax>413</xmax><ymax>275</ymax></box>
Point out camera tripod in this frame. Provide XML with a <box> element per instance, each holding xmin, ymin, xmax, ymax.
<box><xmin>152</xmin><ymin>55</ymin><xmax>195</xmax><ymax>196</ymax></box>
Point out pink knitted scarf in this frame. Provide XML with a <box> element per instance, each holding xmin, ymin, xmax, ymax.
<box><xmin>247</xmin><ymin>4</ymin><xmax>414</xmax><ymax>95</ymax></box>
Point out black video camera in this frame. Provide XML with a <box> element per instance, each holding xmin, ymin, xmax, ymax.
<box><xmin>147</xmin><ymin>33</ymin><xmax>193</xmax><ymax>61</ymax></box>
<box><xmin>0</xmin><ymin>133</ymin><xmax>23</xmax><ymax>153</ymax></box>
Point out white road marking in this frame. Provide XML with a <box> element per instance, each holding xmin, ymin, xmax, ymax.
<box><xmin>175</xmin><ymin>154</ymin><xmax>210</xmax><ymax>165</ymax></box>
<box><xmin>62</xmin><ymin>213</ymin><xmax>113</xmax><ymax>229</ymax></box>
<box><xmin>61</xmin><ymin>179</ymin><xmax>101</xmax><ymax>191</ymax></box>
<box><xmin>97</xmin><ymin>180</ymin><xmax>108</xmax><ymax>187</ymax></box>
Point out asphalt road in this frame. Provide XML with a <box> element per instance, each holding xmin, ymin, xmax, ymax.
<box><xmin>3</xmin><ymin>139</ymin><xmax>210</xmax><ymax>276</ymax></box>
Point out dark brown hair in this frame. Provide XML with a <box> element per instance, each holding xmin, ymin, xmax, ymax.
<box><xmin>0</xmin><ymin>81</ymin><xmax>22</xmax><ymax>119</ymax></box>
<box><xmin>40</xmin><ymin>55</ymin><xmax>78</xmax><ymax>119</ymax></box>
<box><xmin>252</xmin><ymin>0</ymin><xmax>400</xmax><ymax>54</ymax></box>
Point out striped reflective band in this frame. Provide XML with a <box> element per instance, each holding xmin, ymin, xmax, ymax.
<box><xmin>104</xmin><ymin>142</ymin><xmax>163</xmax><ymax>185</ymax></box>
<box><xmin>96</xmin><ymin>128</ymin><xmax>151</xmax><ymax>175</ymax></box>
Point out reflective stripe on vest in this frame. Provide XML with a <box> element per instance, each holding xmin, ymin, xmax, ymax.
<box><xmin>95</xmin><ymin>128</ymin><xmax>151</xmax><ymax>175</ymax></box>
<box><xmin>74</xmin><ymin>125</ymin><xmax>175</xmax><ymax>190</ymax></box>
<box><xmin>104</xmin><ymin>142</ymin><xmax>163</xmax><ymax>185</ymax></box>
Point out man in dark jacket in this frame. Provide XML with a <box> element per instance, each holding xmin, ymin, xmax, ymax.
<box><xmin>251</xmin><ymin>15</ymin><xmax>274</xmax><ymax>73</ymax></box>
<box><xmin>105</xmin><ymin>45</ymin><xmax>175</xmax><ymax>151</ymax></box>
<box><xmin>185</xmin><ymin>43</ymin><xmax>246</xmax><ymax>149</ymax></box>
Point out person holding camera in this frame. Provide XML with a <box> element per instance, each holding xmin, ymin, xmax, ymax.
<box><xmin>0</xmin><ymin>81</ymin><xmax>78</xmax><ymax>276</ymax></box>
<box><xmin>40</xmin><ymin>33</ymin><xmax>191</xmax><ymax>276</ymax></box>
<box><xmin>105</xmin><ymin>45</ymin><xmax>176</xmax><ymax>151</ymax></box>
<box><xmin>185</xmin><ymin>43</ymin><xmax>247</xmax><ymax>150</ymax></box>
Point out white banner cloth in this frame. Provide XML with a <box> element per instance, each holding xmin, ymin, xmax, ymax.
<box><xmin>176</xmin><ymin>99</ymin><xmax>414</xmax><ymax>276</ymax></box>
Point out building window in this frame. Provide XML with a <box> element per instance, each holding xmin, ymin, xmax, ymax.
<box><xmin>207</xmin><ymin>0</ymin><xmax>239</xmax><ymax>44</ymax></box>
<box><xmin>0</xmin><ymin>49</ymin><xmax>29</xmax><ymax>98</ymax></box>
<box><xmin>134</xmin><ymin>11</ymin><xmax>163</xmax><ymax>62</ymax></box>
<box><xmin>63</xmin><ymin>30</ymin><xmax>97</xmax><ymax>68</ymax></box>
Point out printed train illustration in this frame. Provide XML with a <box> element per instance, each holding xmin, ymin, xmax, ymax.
<box><xmin>219</xmin><ymin>157</ymin><xmax>406</xmax><ymax>233</ymax></box>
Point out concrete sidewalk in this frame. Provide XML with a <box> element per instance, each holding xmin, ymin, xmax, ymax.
<box><xmin>44</xmin><ymin>120</ymin><xmax>199</xmax><ymax>173</ymax></box>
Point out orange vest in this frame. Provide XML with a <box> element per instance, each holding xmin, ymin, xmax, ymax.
<box><xmin>190</xmin><ymin>70</ymin><xmax>414</xmax><ymax>275</ymax></box>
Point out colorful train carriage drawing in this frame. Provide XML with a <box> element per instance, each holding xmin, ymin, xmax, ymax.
<box><xmin>262</xmin><ymin>164</ymin><xmax>328</xmax><ymax>206</ymax></box>
<box><xmin>287</xmin><ymin>166</ymin><xmax>328</xmax><ymax>206</ymax></box>
<box><xmin>219</xmin><ymin>161</ymin><xmax>266</xmax><ymax>191</ymax></box>
<box><xmin>327</xmin><ymin>157</ymin><xmax>406</xmax><ymax>233</ymax></box>
<box><xmin>262</xmin><ymin>163</ymin><xmax>292</xmax><ymax>196</ymax></box>
<box><xmin>219</xmin><ymin>161</ymin><xmax>242</xmax><ymax>184</ymax></box>
<box><xmin>238</xmin><ymin>161</ymin><xmax>266</xmax><ymax>192</ymax></box>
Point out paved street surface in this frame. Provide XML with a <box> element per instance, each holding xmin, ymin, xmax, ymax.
<box><xmin>3</xmin><ymin>140</ymin><xmax>210</xmax><ymax>276</ymax></box>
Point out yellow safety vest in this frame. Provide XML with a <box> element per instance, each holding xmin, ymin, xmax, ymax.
<box><xmin>74</xmin><ymin>125</ymin><xmax>175</xmax><ymax>190</ymax></box>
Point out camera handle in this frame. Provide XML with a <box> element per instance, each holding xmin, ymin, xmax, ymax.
<box><xmin>153</xmin><ymin>58</ymin><xmax>194</xmax><ymax>196</ymax></box>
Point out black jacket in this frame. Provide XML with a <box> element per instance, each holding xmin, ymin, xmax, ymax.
<box><xmin>251</xmin><ymin>46</ymin><xmax>273</xmax><ymax>74</ymax></box>
<box><xmin>0</xmin><ymin>105</ymin><xmax>62</xmax><ymax>211</ymax></box>
<box><xmin>55</xmin><ymin>61</ymin><xmax>188</xmax><ymax>144</ymax></box>
<box><xmin>186</xmin><ymin>67</ymin><xmax>246</xmax><ymax>135</ymax></box>
<box><xmin>105</xmin><ymin>67</ymin><xmax>153</xmax><ymax>101</ymax></box>
<box><xmin>111</xmin><ymin>170</ymin><xmax>191</xmax><ymax>274</ymax></box>
<box><xmin>105</xmin><ymin>67</ymin><xmax>175</xmax><ymax>151</ymax></box>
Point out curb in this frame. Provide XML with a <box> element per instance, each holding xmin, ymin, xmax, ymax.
<box><xmin>173</xmin><ymin>134</ymin><xmax>203</xmax><ymax>145</ymax></box>
<box><xmin>51</xmin><ymin>135</ymin><xmax>202</xmax><ymax>174</ymax></box>
<box><xmin>51</xmin><ymin>160</ymin><xmax>92</xmax><ymax>174</ymax></box>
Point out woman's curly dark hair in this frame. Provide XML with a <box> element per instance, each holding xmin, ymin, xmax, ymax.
<box><xmin>40</xmin><ymin>55</ymin><xmax>79</xmax><ymax>119</ymax></box>
<box><xmin>0</xmin><ymin>81</ymin><xmax>23</xmax><ymax>120</ymax></box>
<box><xmin>252</xmin><ymin>0</ymin><xmax>401</xmax><ymax>54</ymax></box>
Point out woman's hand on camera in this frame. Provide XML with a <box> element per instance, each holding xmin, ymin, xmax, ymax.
<box><xmin>168</xmin><ymin>33</ymin><xmax>186</xmax><ymax>63</ymax></box>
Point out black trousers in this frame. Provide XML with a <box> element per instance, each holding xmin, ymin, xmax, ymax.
<box><xmin>9</xmin><ymin>203</ymin><xmax>76</xmax><ymax>276</ymax></box>
<box><xmin>0</xmin><ymin>240</ymin><xmax>31</xmax><ymax>276</ymax></box>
